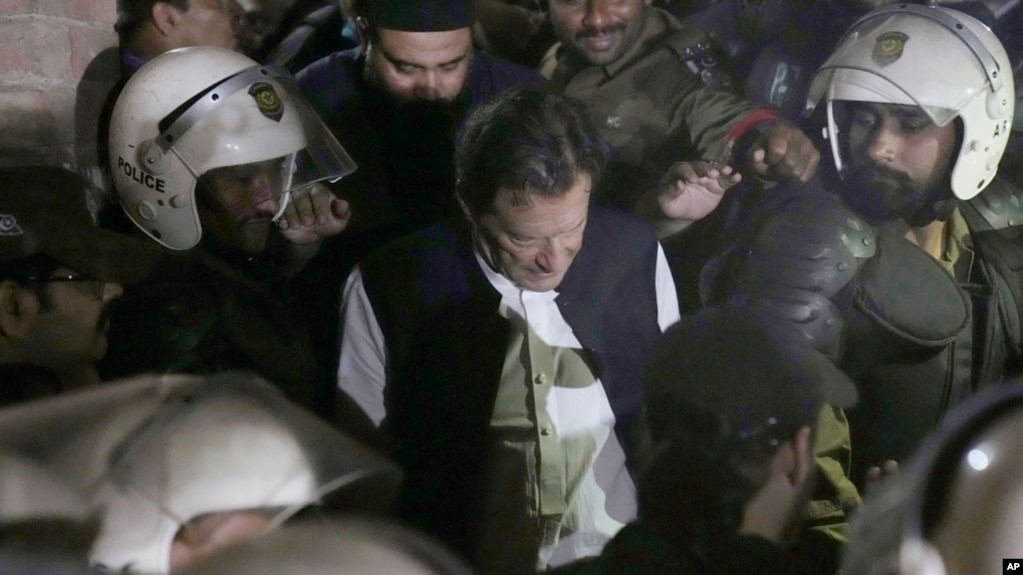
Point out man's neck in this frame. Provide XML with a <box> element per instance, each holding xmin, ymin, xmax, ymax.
<box><xmin>904</xmin><ymin>219</ymin><xmax>947</xmax><ymax>261</ymax></box>
<box><xmin>127</xmin><ymin>28</ymin><xmax>175</xmax><ymax>61</ymax></box>
<box><xmin>0</xmin><ymin>361</ymin><xmax>96</xmax><ymax>403</ymax></box>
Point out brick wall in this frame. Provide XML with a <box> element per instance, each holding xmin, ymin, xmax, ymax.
<box><xmin>0</xmin><ymin>0</ymin><xmax>118</xmax><ymax>174</ymax></box>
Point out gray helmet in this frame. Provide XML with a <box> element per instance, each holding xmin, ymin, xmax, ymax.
<box><xmin>843</xmin><ymin>382</ymin><xmax>1023</xmax><ymax>575</ymax></box>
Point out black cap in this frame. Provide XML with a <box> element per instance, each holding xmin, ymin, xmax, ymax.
<box><xmin>0</xmin><ymin>166</ymin><xmax>160</xmax><ymax>283</ymax></box>
<box><xmin>361</xmin><ymin>0</ymin><xmax>475</xmax><ymax>32</ymax></box>
<box><xmin>644</xmin><ymin>307</ymin><xmax>858</xmax><ymax>449</ymax></box>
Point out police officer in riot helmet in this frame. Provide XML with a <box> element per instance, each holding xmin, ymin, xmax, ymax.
<box><xmin>703</xmin><ymin>4</ymin><xmax>1021</xmax><ymax>488</ymax></box>
<box><xmin>101</xmin><ymin>47</ymin><xmax>357</xmax><ymax>414</ymax></box>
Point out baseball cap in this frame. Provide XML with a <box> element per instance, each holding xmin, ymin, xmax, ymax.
<box><xmin>644</xmin><ymin>306</ymin><xmax>858</xmax><ymax>450</ymax></box>
<box><xmin>0</xmin><ymin>166</ymin><xmax>160</xmax><ymax>283</ymax></box>
<box><xmin>360</xmin><ymin>0</ymin><xmax>475</xmax><ymax>32</ymax></box>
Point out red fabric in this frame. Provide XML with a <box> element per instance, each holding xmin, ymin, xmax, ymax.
<box><xmin>727</xmin><ymin>108</ymin><xmax>781</xmax><ymax>142</ymax></box>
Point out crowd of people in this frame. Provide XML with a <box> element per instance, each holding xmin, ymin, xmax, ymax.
<box><xmin>2</xmin><ymin>0</ymin><xmax>1021</xmax><ymax>573</ymax></box>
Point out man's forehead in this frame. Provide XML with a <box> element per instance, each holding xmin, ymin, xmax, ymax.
<box><xmin>204</xmin><ymin>157</ymin><xmax>286</xmax><ymax>180</ymax></box>
<box><xmin>849</xmin><ymin>101</ymin><xmax>929</xmax><ymax>119</ymax></box>
<box><xmin>847</xmin><ymin>99</ymin><xmax>920</xmax><ymax>113</ymax></box>
<box><xmin>489</xmin><ymin>181</ymin><xmax>592</xmax><ymax>223</ymax></box>
<box><xmin>375</xmin><ymin>27</ymin><xmax>472</xmax><ymax>61</ymax></box>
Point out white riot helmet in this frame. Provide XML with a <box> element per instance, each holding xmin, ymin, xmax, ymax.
<box><xmin>0</xmin><ymin>373</ymin><xmax>401</xmax><ymax>575</ymax></box>
<box><xmin>806</xmin><ymin>4</ymin><xmax>1015</xmax><ymax>200</ymax></box>
<box><xmin>86</xmin><ymin>373</ymin><xmax>400</xmax><ymax>574</ymax></box>
<box><xmin>108</xmin><ymin>46</ymin><xmax>356</xmax><ymax>250</ymax></box>
<box><xmin>0</xmin><ymin>451</ymin><xmax>85</xmax><ymax>523</ymax></box>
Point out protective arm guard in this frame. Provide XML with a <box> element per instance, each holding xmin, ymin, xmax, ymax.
<box><xmin>704</xmin><ymin>190</ymin><xmax>972</xmax><ymax>371</ymax></box>
<box><xmin>703</xmin><ymin>193</ymin><xmax>874</xmax><ymax>361</ymax></box>
<box><xmin>963</xmin><ymin>178</ymin><xmax>1023</xmax><ymax>363</ymax></box>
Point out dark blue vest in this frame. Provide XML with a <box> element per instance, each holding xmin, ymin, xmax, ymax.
<box><xmin>358</xmin><ymin>206</ymin><xmax>663</xmax><ymax>562</ymax></box>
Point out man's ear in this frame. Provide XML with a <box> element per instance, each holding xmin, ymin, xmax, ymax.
<box><xmin>0</xmin><ymin>281</ymin><xmax>36</xmax><ymax>339</ymax></box>
<box><xmin>150</xmin><ymin>1</ymin><xmax>183</xmax><ymax>37</ymax></box>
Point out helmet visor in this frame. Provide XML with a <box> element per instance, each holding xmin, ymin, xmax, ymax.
<box><xmin>103</xmin><ymin>374</ymin><xmax>400</xmax><ymax>529</ymax></box>
<box><xmin>160</xmin><ymin>65</ymin><xmax>357</xmax><ymax>208</ymax></box>
<box><xmin>806</xmin><ymin>7</ymin><xmax>1001</xmax><ymax>128</ymax></box>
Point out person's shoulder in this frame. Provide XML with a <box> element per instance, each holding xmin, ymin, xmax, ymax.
<box><xmin>590</xmin><ymin>204</ymin><xmax>657</xmax><ymax>239</ymax></box>
<box><xmin>964</xmin><ymin>176</ymin><xmax>1023</xmax><ymax>232</ymax></box>
<box><xmin>264</xmin><ymin>5</ymin><xmax>353</xmax><ymax>73</ymax></box>
<box><xmin>636</xmin><ymin>9</ymin><xmax>710</xmax><ymax>61</ymax></box>
<box><xmin>294</xmin><ymin>47</ymin><xmax>361</xmax><ymax>91</ymax></box>
<box><xmin>469</xmin><ymin>49</ymin><xmax>546</xmax><ymax>97</ymax></box>
<box><xmin>358</xmin><ymin>221</ymin><xmax>480</xmax><ymax>303</ymax></box>
<box><xmin>362</xmin><ymin>221</ymin><xmax>468</xmax><ymax>267</ymax></box>
<box><xmin>580</xmin><ymin>206</ymin><xmax>660</xmax><ymax>264</ymax></box>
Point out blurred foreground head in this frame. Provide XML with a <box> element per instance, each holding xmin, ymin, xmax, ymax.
<box><xmin>844</xmin><ymin>382</ymin><xmax>1023</xmax><ymax>575</ymax></box>
<box><xmin>0</xmin><ymin>450</ymin><xmax>96</xmax><ymax>575</ymax></box>
<box><xmin>639</xmin><ymin>306</ymin><xmax>857</xmax><ymax>547</ymax></box>
<box><xmin>0</xmin><ymin>371</ymin><xmax>401</xmax><ymax>574</ymax></box>
<box><xmin>177</xmin><ymin>517</ymin><xmax>478</xmax><ymax>575</ymax></box>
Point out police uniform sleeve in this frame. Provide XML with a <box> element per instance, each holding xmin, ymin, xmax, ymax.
<box><xmin>660</xmin><ymin>27</ymin><xmax>762</xmax><ymax>164</ymax></box>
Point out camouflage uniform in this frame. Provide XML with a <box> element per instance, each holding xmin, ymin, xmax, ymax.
<box><xmin>99</xmin><ymin>251</ymin><xmax>329</xmax><ymax>418</ymax></box>
<box><xmin>548</xmin><ymin>8</ymin><xmax>758</xmax><ymax>209</ymax></box>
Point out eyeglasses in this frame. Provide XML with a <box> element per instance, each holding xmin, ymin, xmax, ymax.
<box><xmin>22</xmin><ymin>273</ymin><xmax>107</xmax><ymax>299</ymax></box>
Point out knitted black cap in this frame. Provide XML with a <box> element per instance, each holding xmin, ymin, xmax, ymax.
<box><xmin>361</xmin><ymin>0</ymin><xmax>475</xmax><ymax>32</ymax></box>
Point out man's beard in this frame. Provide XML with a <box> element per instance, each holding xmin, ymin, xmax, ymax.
<box><xmin>840</xmin><ymin>163</ymin><xmax>955</xmax><ymax>226</ymax></box>
<box><xmin>362</xmin><ymin>63</ymin><xmax>473</xmax><ymax>226</ymax></box>
<box><xmin>362</xmin><ymin>55</ymin><xmax>473</xmax><ymax>119</ymax></box>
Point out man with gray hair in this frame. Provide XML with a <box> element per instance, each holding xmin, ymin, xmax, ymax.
<box><xmin>337</xmin><ymin>85</ymin><xmax>680</xmax><ymax>573</ymax></box>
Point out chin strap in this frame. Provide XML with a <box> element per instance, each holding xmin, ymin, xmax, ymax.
<box><xmin>271</xmin><ymin>190</ymin><xmax>292</xmax><ymax>224</ymax></box>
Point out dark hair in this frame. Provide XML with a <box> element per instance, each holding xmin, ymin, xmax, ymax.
<box><xmin>637</xmin><ymin>387</ymin><xmax>798</xmax><ymax>548</ymax></box>
<box><xmin>0</xmin><ymin>254</ymin><xmax>62</xmax><ymax>312</ymax></box>
<box><xmin>115</xmin><ymin>0</ymin><xmax>190</xmax><ymax>42</ymax></box>
<box><xmin>455</xmin><ymin>85</ymin><xmax>607</xmax><ymax>219</ymax></box>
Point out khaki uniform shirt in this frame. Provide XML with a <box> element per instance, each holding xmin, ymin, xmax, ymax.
<box><xmin>548</xmin><ymin>8</ymin><xmax>758</xmax><ymax>207</ymax></box>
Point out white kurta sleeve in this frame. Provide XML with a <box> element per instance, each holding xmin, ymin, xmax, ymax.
<box><xmin>336</xmin><ymin>266</ymin><xmax>388</xmax><ymax>427</ymax></box>
<box><xmin>654</xmin><ymin>243</ymin><xmax>681</xmax><ymax>331</ymax></box>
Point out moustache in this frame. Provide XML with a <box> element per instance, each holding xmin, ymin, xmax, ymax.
<box><xmin>840</xmin><ymin>163</ymin><xmax>924</xmax><ymax>222</ymax></box>
<box><xmin>238</xmin><ymin>213</ymin><xmax>276</xmax><ymax>229</ymax></box>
